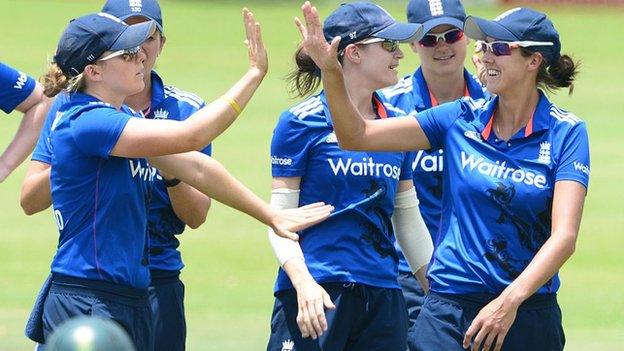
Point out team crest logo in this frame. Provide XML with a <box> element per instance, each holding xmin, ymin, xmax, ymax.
<box><xmin>281</xmin><ymin>339</ymin><xmax>295</xmax><ymax>351</ymax></box>
<box><xmin>428</xmin><ymin>0</ymin><xmax>444</xmax><ymax>16</ymax></box>
<box><xmin>153</xmin><ymin>108</ymin><xmax>169</xmax><ymax>120</ymax></box>
<box><xmin>464</xmin><ymin>130</ymin><xmax>482</xmax><ymax>142</ymax></box>
<box><xmin>537</xmin><ymin>141</ymin><xmax>551</xmax><ymax>164</ymax></box>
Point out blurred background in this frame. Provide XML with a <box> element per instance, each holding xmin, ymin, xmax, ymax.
<box><xmin>0</xmin><ymin>0</ymin><xmax>623</xmax><ymax>349</ymax></box>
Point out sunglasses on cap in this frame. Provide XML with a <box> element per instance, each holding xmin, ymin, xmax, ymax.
<box><xmin>357</xmin><ymin>37</ymin><xmax>400</xmax><ymax>53</ymax></box>
<box><xmin>98</xmin><ymin>46</ymin><xmax>142</xmax><ymax>62</ymax></box>
<box><xmin>419</xmin><ymin>28</ymin><xmax>464</xmax><ymax>47</ymax></box>
<box><xmin>475</xmin><ymin>40</ymin><xmax>554</xmax><ymax>56</ymax></box>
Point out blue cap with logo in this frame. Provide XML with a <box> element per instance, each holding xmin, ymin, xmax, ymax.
<box><xmin>102</xmin><ymin>0</ymin><xmax>164</xmax><ymax>33</ymax></box>
<box><xmin>323</xmin><ymin>2</ymin><xmax>423</xmax><ymax>51</ymax></box>
<box><xmin>464</xmin><ymin>7</ymin><xmax>561</xmax><ymax>64</ymax></box>
<box><xmin>407</xmin><ymin>0</ymin><xmax>466</xmax><ymax>33</ymax></box>
<box><xmin>54</xmin><ymin>12</ymin><xmax>155</xmax><ymax>77</ymax></box>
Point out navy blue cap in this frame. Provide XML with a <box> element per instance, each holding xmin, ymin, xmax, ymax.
<box><xmin>464</xmin><ymin>7</ymin><xmax>561</xmax><ymax>64</ymax></box>
<box><xmin>102</xmin><ymin>0</ymin><xmax>164</xmax><ymax>33</ymax></box>
<box><xmin>407</xmin><ymin>0</ymin><xmax>466</xmax><ymax>34</ymax></box>
<box><xmin>54</xmin><ymin>13</ymin><xmax>155</xmax><ymax>77</ymax></box>
<box><xmin>323</xmin><ymin>2</ymin><xmax>423</xmax><ymax>51</ymax></box>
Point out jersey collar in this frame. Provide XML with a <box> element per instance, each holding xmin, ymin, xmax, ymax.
<box><xmin>150</xmin><ymin>71</ymin><xmax>165</xmax><ymax>111</ymax></box>
<box><xmin>479</xmin><ymin>90</ymin><xmax>551</xmax><ymax>141</ymax></box>
<box><xmin>412</xmin><ymin>67</ymin><xmax>488</xmax><ymax>109</ymax></box>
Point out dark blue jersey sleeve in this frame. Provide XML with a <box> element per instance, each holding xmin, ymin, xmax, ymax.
<box><xmin>32</xmin><ymin>94</ymin><xmax>70</xmax><ymax>164</ymax></box>
<box><xmin>555</xmin><ymin>121</ymin><xmax>590</xmax><ymax>189</ymax></box>
<box><xmin>415</xmin><ymin>100</ymin><xmax>464</xmax><ymax>150</ymax></box>
<box><xmin>71</xmin><ymin>108</ymin><xmax>132</xmax><ymax>158</ymax></box>
<box><xmin>271</xmin><ymin>112</ymin><xmax>316</xmax><ymax>177</ymax></box>
<box><xmin>0</xmin><ymin>62</ymin><xmax>36</xmax><ymax>114</ymax></box>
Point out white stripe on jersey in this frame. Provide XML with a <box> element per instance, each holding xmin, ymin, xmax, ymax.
<box><xmin>462</xmin><ymin>97</ymin><xmax>488</xmax><ymax>111</ymax></box>
<box><xmin>383</xmin><ymin>102</ymin><xmax>408</xmax><ymax>116</ymax></box>
<box><xmin>381</xmin><ymin>77</ymin><xmax>413</xmax><ymax>98</ymax></box>
<box><xmin>295</xmin><ymin>105</ymin><xmax>324</xmax><ymax>120</ymax></box>
<box><xmin>289</xmin><ymin>96</ymin><xmax>321</xmax><ymax>116</ymax></box>
<box><xmin>550</xmin><ymin>106</ymin><xmax>581</xmax><ymax>125</ymax></box>
<box><xmin>164</xmin><ymin>86</ymin><xmax>204</xmax><ymax>109</ymax></box>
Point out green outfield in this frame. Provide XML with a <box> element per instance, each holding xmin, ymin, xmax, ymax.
<box><xmin>0</xmin><ymin>0</ymin><xmax>622</xmax><ymax>349</ymax></box>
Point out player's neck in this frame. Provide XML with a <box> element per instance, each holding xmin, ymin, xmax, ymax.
<box><xmin>124</xmin><ymin>74</ymin><xmax>153</xmax><ymax>113</ymax></box>
<box><xmin>495</xmin><ymin>85</ymin><xmax>540</xmax><ymax>140</ymax></box>
<box><xmin>343</xmin><ymin>72</ymin><xmax>376</xmax><ymax>120</ymax></box>
<box><xmin>421</xmin><ymin>66</ymin><xmax>465</xmax><ymax>104</ymax></box>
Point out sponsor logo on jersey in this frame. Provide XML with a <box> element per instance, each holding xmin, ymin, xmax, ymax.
<box><xmin>153</xmin><ymin>108</ymin><xmax>169</xmax><ymax>119</ymax></box>
<box><xmin>460</xmin><ymin>151</ymin><xmax>547</xmax><ymax>189</ymax></box>
<box><xmin>413</xmin><ymin>149</ymin><xmax>443</xmax><ymax>172</ymax></box>
<box><xmin>129</xmin><ymin>159</ymin><xmax>158</xmax><ymax>182</ymax></box>
<box><xmin>573</xmin><ymin>161</ymin><xmax>590</xmax><ymax>175</ymax></box>
<box><xmin>271</xmin><ymin>156</ymin><xmax>293</xmax><ymax>166</ymax></box>
<box><xmin>13</xmin><ymin>72</ymin><xmax>28</xmax><ymax>89</ymax></box>
<box><xmin>537</xmin><ymin>141</ymin><xmax>551</xmax><ymax>164</ymax></box>
<box><xmin>328</xmin><ymin>157</ymin><xmax>401</xmax><ymax>180</ymax></box>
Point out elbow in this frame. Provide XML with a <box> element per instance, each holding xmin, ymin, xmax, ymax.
<box><xmin>336</xmin><ymin>136</ymin><xmax>364</xmax><ymax>151</ymax></box>
<box><xmin>20</xmin><ymin>198</ymin><xmax>39</xmax><ymax>216</ymax></box>
<box><xmin>186</xmin><ymin>214</ymin><xmax>207</xmax><ymax>229</ymax></box>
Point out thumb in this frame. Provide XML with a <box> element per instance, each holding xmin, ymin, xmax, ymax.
<box><xmin>329</xmin><ymin>36</ymin><xmax>341</xmax><ymax>55</ymax></box>
<box><xmin>323</xmin><ymin>291</ymin><xmax>336</xmax><ymax>309</ymax></box>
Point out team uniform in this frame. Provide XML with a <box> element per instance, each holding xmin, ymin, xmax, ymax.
<box><xmin>267</xmin><ymin>91</ymin><xmax>413</xmax><ymax>351</ymax></box>
<box><xmin>28</xmin><ymin>72</ymin><xmax>210</xmax><ymax>351</ymax></box>
<box><xmin>0</xmin><ymin>61</ymin><xmax>35</xmax><ymax>113</ymax></box>
<box><xmin>42</xmin><ymin>92</ymin><xmax>154</xmax><ymax>350</ymax></box>
<box><xmin>410</xmin><ymin>92</ymin><xmax>590</xmax><ymax>350</ymax></box>
<box><xmin>381</xmin><ymin>68</ymin><xmax>489</xmax><ymax>337</ymax></box>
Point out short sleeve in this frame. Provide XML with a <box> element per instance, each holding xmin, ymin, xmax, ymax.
<box><xmin>416</xmin><ymin>100</ymin><xmax>465</xmax><ymax>150</ymax></box>
<box><xmin>32</xmin><ymin>94</ymin><xmax>69</xmax><ymax>164</ymax></box>
<box><xmin>0</xmin><ymin>62</ymin><xmax>36</xmax><ymax>113</ymax></box>
<box><xmin>555</xmin><ymin>122</ymin><xmax>590</xmax><ymax>189</ymax></box>
<box><xmin>71</xmin><ymin>108</ymin><xmax>132</xmax><ymax>158</ymax></box>
<box><xmin>271</xmin><ymin>112</ymin><xmax>315</xmax><ymax>177</ymax></box>
<box><xmin>399</xmin><ymin>152</ymin><xmax>414</xmax><ymax>181</ymax></box>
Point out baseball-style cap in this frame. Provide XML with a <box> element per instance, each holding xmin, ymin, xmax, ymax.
<box><xmin>323</xmin><ymin>2</ymin><xmax>423</xmax><ymax>51</ymax></box>
<box><xmin>54</xmin><ymin>12</ymin><xmax>155</xmax><ymax>77</ymax></box>
<box><xmin>102</xmin><ymin>0</ymin><xmax>164</xmax><ymax>33</ymax></box>
<box><xmin>464</xmin><ymin>7</ymin><xmax>561</xmax><ymax>64</ymax></box>
<box><xmin>407</xmin><ymin>0</ymin><xmax>466</xmax><ymax>33</ymax></box>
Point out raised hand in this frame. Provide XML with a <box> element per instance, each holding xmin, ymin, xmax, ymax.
<box><xmin>242</xmin><ymin>8</ymin><xmax>268</xmax><ymax>76</ymax></box>
<box><xmin>294</xmin><ymin>1</ymin><xmax>341</xmax><ymax>72</ymax></box>
<box><xmin>270</xmin><ymin>202</ymin><xmax>333</xmax><ymax>241</ymax></box>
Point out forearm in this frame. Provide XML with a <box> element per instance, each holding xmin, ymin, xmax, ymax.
<box><xmin>167</xmin><ymin>182</ymin><xmax>211</xmax><ymax>229</ymax></box>
<box><xmin>415</xmin><ymin>265</ymin><xmax>429</xmax><ymax>293</ymax></box>
<box><xmin>150</xmin><ymin>152</ymin><xmax>275</xmax><ymax>227</ymax></box>
<box><xmin>20</xmin><ymin>167</ymin><xmax>52</xmax><ymax>215</ymax></box>
<box><xmin>282</xmin><ymin>257</ymin><xmax>316</xmax><ymax>289</ymax></box>
<box><xmin>501</xmin><ymin>231</ymin><xmax>576</xmax><ymax>305</ymax></box>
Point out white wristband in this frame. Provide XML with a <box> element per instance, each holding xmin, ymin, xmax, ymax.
<box><xmin>268</xmin><ymin>188</ymin><xmax>305</xmax><ymax>266</ymax></box>
<box><xmin>392</xmin><ymin>187</ymin><xmax>434</xmax><ymax>273</ymax></box>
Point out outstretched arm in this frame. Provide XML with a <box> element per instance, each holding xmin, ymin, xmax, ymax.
<box><xmin>294</xmin><ymin>2</ymin><xmax>429</xmax><ymax>152</ymax></box>
<box><xmin>112</xmin><ymin>8</ymin><xmax>268</xmax><ymax>158</ymax></box>
<box><xmin>0</xmin><ymin>83</ymin><xmax>50</xmax><ymax>182</ymax></box>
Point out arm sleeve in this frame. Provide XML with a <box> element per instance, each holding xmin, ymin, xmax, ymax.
<box><xmin>71</xmin><ymin>108</ymin><xmax>132</xmax><ymax>158</ymax></box>
<box><xmin>270</xmin><ymin>112</ymin><xmax>313</xmax><ymax>177</ymax></box>
<box><xmin>0</xmin><ymin>62</ymin><xmax>36</xmax><ymax>114</ymax></box>
<box><xmin>268</xmin><ymin>188</ymin><xmax>305</xmax><ymax>266</ymax></box>
<box><xmin>399</xmin><ymin>152</ymin><xmax>414</xmax><ymax>181</ymax></box>
<box><xmin>555</xmin><ymin>122</ymin><xmax>590</xmax><ymax>189</ymax></box>
<box><xmin>415</xmin><ymin>100</ymin><xmax>465</xmax><ymax>150</ymax></box>
<box><xmin>392</xmin><ymin>187</ymin><xmax>434</xmax><ymax>272</ymax></box>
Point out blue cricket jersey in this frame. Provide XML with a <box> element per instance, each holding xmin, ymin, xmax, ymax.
<box><xmin>144</xmin><ymin>72</ymin><xmax>211</xmax><ymax>273</ymax></box>
<box><xmin>49</xmin><ymin>92</ymin><xmax>154</xmax><ymax>289</ymax></box>
<box><xmin>271</xmin><ymin>91</ymin><xmax>413</xmax><ymax>292</ymax></box>
<box><xmin>33</xmin><ymin>72</ymin><xmax>211</xmax><ymax>277</ymax></box>
<box><xmin>381</xmin><ymin>68</ymin><xmax>490</xmax><ymax>274</ymax></box>
<box><xmin>415</xmin><ymin>91</ymin><xmax>590</xmax><ymax>294</ymax></box>
<box><xmin>0</xmin><ymin>61</ymin><xmax>36</xmax><ymax>113</ymax></box>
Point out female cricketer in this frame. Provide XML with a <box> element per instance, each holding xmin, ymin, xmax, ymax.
<box><xmin>266</xmin><ymin>3</ymin><xmax>433</xmax><ymax>350</ymax></box>
<box><xmin>297</xmin><ymin>2</ymin><xmax>589</xmax><ymax>350</ymax></box>
<box><xmin>32</xmin><ymin>10</ymin><xmax>331</xmax><ymax>350</ymax></box>
<box><xmin>379</xmin><ymin>0</ymin><xmax>489</xmax><ymax>347</ymax></box>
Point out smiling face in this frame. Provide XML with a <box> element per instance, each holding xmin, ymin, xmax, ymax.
<box><xmin>345</xmin><ymin>40</ymin><xmax>405</xmax><ymax>91</ymax></box>
<box><xmin>411</xmin><ymin>24</ymin><xmax>467</xmax><ymax>77</ymax></box>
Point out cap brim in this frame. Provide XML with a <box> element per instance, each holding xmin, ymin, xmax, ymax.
<box><xmin>464</xmin><ymin>16</ymin><xmax>518</xmax><ymax>41</ymax></box>
<box><xmin>118</xmin><ymin>14</ymin><xmax>164</xmax><ymax>33</ymax></box>
<box><xmin>110</xmin><ymin>20</ymin><xmax>156</xmax><ymax>51</ymax></box>
<box><xmin>422</xmin><ymin>17</ymin><xmax>465</xmax><ymax>34</ymax></box>
<box><xmin>373</xmin><ymin>22</ymin><xmax>424</xmax><ymax>42</ymax></box>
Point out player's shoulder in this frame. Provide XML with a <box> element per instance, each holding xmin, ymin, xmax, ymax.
<box><xmin>281</xmin><ymin>94</ymin><xmax>327</xmax><ymax>123</ymax></box>
<box><xmin>380</xmin><ymin>74</ymin><xmax>414</xmax><ymax>100</ymax></box>
<box><xmin>163</xmin><ymin>84</ymin><xmax>205</xmax><ymax>111</ymax></box>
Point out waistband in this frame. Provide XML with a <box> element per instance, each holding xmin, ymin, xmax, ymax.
<box><xmin>51</xmin><ymin>274</ymin><xmax>149</xmax><ymax>302</ymax></box>
<box><xmin>429</xmin><ymin>291</ymin><xmax>558</xmax><ymax>311</ymax></box>
<box><xmin>150</xmin><ymin>269</ymin><xmax>181</xmax><ymax>286</ymax></box>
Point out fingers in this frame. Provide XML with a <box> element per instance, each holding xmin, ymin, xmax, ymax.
<box><xmin>323</xmin><ymin>290</ymin><xmax>336</xmax><ymax>309</ymax></box>
<box><xmin>294</xmin><ymin>17</ymin><xmax>307</xmax><ymax>40</ymax></box>
<box><xmin>255</xmin><ymin>22</ymin><xmax>264</xmax><ymax>51</ymax></box>
<box><xmin>329</xmin><ymin>36</ymin><xmax>341</xmax><ymax>56</ymax></box>
<box><xmin>482</xmin><ymin>331</ymin><xmax>498</xmax><ymax>351</ymax></box>
<box><xmin>242</xmin><ymin>8</ymin><xmax>253</xmax><ymax>42</ymax></box>
<box><xmin>471</xmin><ymin>325</ymin><xmax>490</xmax><ymax>351</ymax></box>
<box><xmin>276</xmin><ymin>228</ymin><xmax>299</xmax><ymax>241</ymax></box>
<box><xmin>463</xmin><ymin>319</ymin><xmax>480</xmax><ymax>349</ymax></box>
<box><xmin>296</xmin><ymin>307</ymin><xmax>311</xmax><ymax>338</ymax></box>
<box><xmin>307</xmin><ymin>300</ymin><xmax>323</xmax><ymax>339</ymax></box>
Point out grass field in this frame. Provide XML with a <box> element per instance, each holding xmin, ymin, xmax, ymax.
<box><xmin>0</xmin><ymin>0</ymin><xmax>623</xmax><ymax>350</ymax></box>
